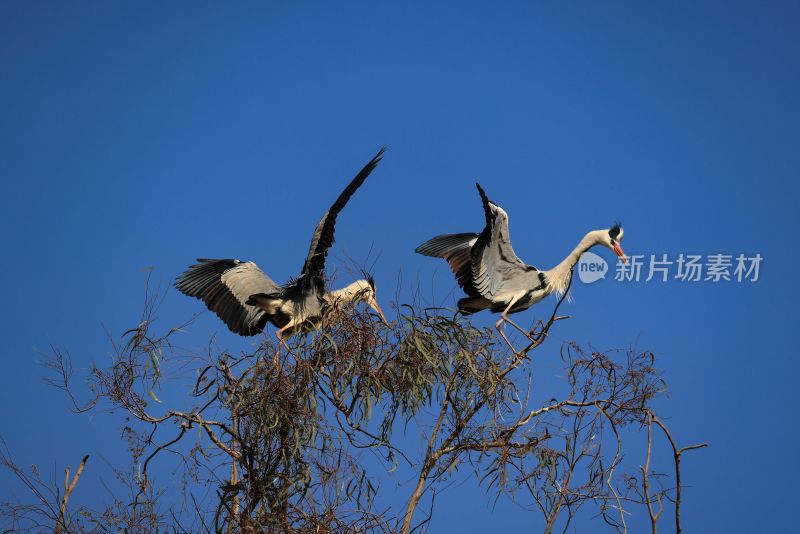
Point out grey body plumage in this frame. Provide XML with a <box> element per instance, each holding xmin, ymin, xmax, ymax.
<box><xmin>415</xmin><ymin>183</ymin><xmax>550</xmax><ymax>317</ymax></box>
<box><xmin>416</xmin><ymin>182</ymin><xmax>627</xmax><ymax>349</ymax></box>
<box><xmin>175</xmin><ymin>148</ymin><xmax>387</xmax><ymax>359</ymax></box>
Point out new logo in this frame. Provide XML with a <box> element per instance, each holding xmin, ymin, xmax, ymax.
<box><xmin>577</xmin><ymin>251</ymin><xmax>608</xmax><ymax>284</ymax></box>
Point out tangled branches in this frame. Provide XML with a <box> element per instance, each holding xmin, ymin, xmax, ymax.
<box><xmin>2</xmin><ymin>281</ymin><xmax>705</xmax><ymax>533</ymax></box>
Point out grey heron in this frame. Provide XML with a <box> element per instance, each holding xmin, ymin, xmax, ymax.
<box><xmin>415</xmin><ymin>182</ymin><xmax>626</xmax><ymax>349</ymax></box>
<box><xmin>176</xmin><ymin>148</ymin><xmax>388</xmax><ymax>365</ymax></box>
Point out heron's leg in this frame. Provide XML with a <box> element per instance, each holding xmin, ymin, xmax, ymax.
<box><xmin>273</xmin><ymin>322</ymin><xmax>294</xmax><ymax>367</ymax></box>
<box><xmin>494</xmin><ymin>300</ymin><xmax>530</xmax><ymax>353</ymax></box>
<box><xmin>494</xmin><ymin>322</ymin><xmax>518</xmax><ymax>354</ymax></box>
<box><xmin>494</xmin><ymin>299</ymin><xmax>535</xmax><ymax>344</ymax></box>
<box><xmin>494</xmin><ymin>300</ymin><xmax>516</xmax><ymax>332</ymax></box>
<box><xmin>503</xmin><ymin>316</ymin><xmax>536</xmax><ymax>341</ymax></box>
<box><xmin>495</xmin><ymin>315</ymin><xmax>535</xmax><ymax>353</ymax></box>
<box><xmin>273</xmin><ymin>331</ymin><xmax>283</xmax><ymax>367</ymax></box>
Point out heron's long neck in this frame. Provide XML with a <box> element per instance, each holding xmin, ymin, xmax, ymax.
<box><xmin>545</xmin><ymin>232</ymin><xmax>602</xmax><ymax>295</ymax></box>
<box><xmin>323</xmin><ymin>280</ymin><xmax>369</xmax><ymax>306</ymax></box>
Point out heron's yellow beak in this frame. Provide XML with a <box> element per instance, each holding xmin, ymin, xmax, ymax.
<box><xmin>369</xmin><ymin>298</ymin><xmax>389</xmax><ymax>325</ymax></box>
<box><xmin>613</xmin><ymin>243</ymin><xmax>628</xmax><ymax>264</ymax></box>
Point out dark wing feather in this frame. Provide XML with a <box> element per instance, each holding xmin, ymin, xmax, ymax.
<box><xmin>415</xmin><ymin>233</ymin><xmax>481</xmax><ymax>296</ymax></box>
<box><xmin>477</xmin><ymin>182</ymin><xmax>493</xmax><ymax>226</ymax></box>
<box><xmin>470</xmin><ymin>183</ymin><xmax>538</xmax><ymax>298</ymax></box>
<box><xmin>299</xmin><ymin>147</ymin><xmax>385</xmax><ymax>286</ymax></box>
<box><xmin>175</xmin><ymin>259</ymin><xmax>280</xmax><ymax>336</ymax></box>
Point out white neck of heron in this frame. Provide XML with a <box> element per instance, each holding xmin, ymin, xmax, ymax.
<box><xmin>544</xmin><ymin>231</ymin><xmax>604</xmax><ymax>296</ymax></box>
<box><xmin>323</xmin><ymin>280</ymin><xmax>372</xmax><ymax>306</ymax></box>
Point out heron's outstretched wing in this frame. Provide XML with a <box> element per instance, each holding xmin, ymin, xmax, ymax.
<box><xmin>299</xmin><ymin>147</ymin><xmax>385</xmax><ymax>287</ymax></box>
<box><xmin>470</xmin><ymin>183</ymin><xmax>538</xmax><ymax>298</ymax></box>
<box><xmin>415</xmin><ymin>233</ymin><xmax>481</xmax><ymax>296</ymax></box>
<box><xmin>175</xmin><ymin>259</ymin><xmax>280</xmax><ymax>336</ymax></box>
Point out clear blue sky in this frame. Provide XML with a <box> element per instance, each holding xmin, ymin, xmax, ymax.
<box><xmin>2</xmin><ymin>2</ymin><xmax>798</xmax><ymax>531</ymax></box>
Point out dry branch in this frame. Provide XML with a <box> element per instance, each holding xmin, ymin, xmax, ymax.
<box><xmin>0</xmin><ymin>276</ymin><xmax>707</xmax><ymax>533</ymax></box>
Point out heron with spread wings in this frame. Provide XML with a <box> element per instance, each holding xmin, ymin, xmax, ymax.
<box><xmin>415</xmin><ymin>182</ymin><xmax>626</xmax><ymax>350</ymax></box>
<box><xmin>176</xmin><ymin>148</ymin><xmax>388</xmax><ymax>364</ymax></box>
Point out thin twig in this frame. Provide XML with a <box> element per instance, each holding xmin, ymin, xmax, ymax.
<box><xmin>55</xmin><ymin>455</ymin><xmax>89</xmax><ymax>534</ymax></box>
<box><xmin>651</xmin><ymin>415</ymin><xmax>708</xmax><ymax>533</ymax></box>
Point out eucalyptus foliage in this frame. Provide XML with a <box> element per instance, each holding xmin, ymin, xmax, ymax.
<box><xmin>2</xmin><ymin>283</ymin><xmax>705</xmax><ymax>533</ymax></box>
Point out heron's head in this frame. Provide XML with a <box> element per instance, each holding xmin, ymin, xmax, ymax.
<box><xmin>340</xmin><ymin>277</ymin><xmax>388</xmax><ymax>325</ymax></box>
<box><xmin>600</xmin><ymin>223</ymin><xmax>627</xmax><ymax>263</ymax></box>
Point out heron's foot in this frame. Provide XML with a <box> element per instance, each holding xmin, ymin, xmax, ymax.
<box><xmin>528</xmin><ymin>319</ymin><xmax>544</xmax><ymax>335</ymax></box>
